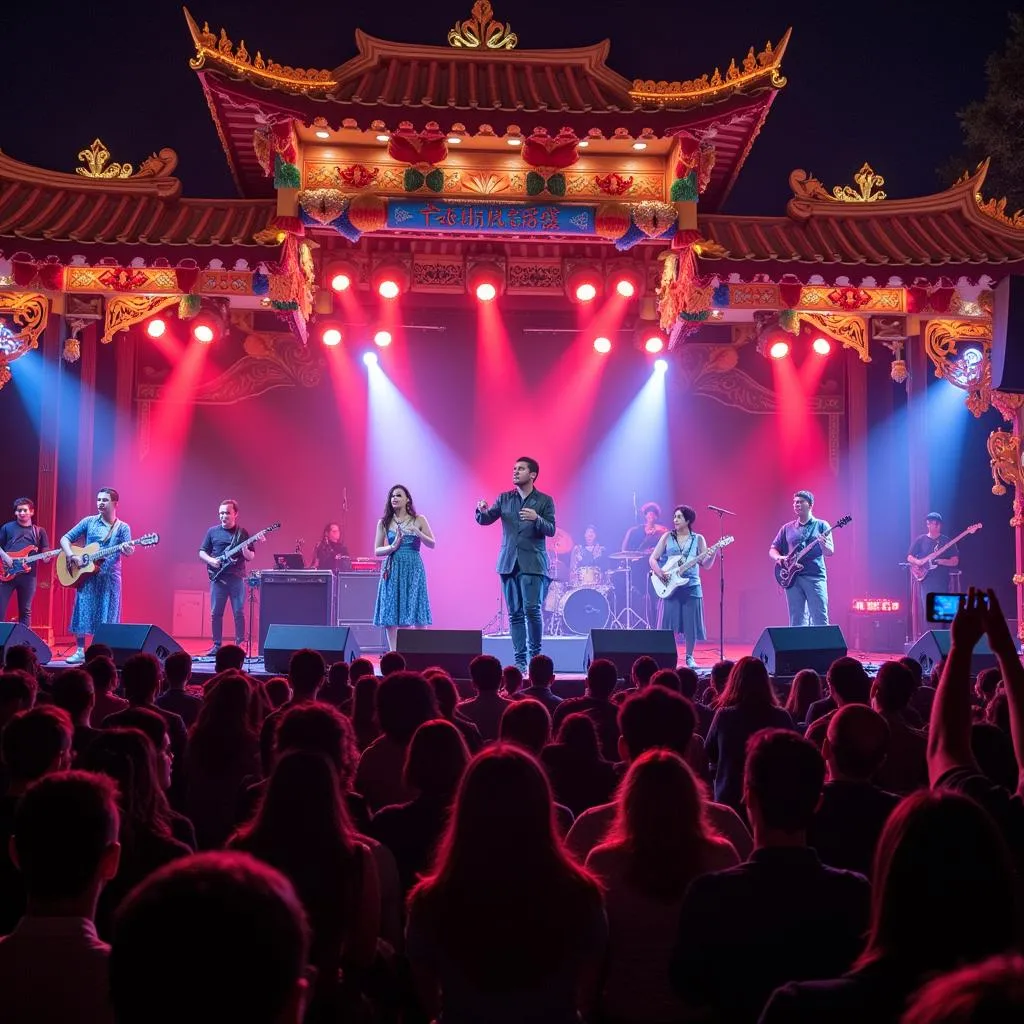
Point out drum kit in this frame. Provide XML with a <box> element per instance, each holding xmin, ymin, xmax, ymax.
<box><xmin>543</xmin><ymin>529</ymin><xmax>651</xmax><ymax>635</ymax></box>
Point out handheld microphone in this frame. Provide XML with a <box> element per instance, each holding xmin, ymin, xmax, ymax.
<box><xmin>707</xmin><ymin>504</ymin><xmax>736</xmax><ymax>516</ymax></box>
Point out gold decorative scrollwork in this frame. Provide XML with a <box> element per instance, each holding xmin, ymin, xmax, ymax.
<box><xmin>75</xmin><ymin>138</ymin><xmax>133</xmax><ymax>179</ymax></box>
<box><xmin>833</xmin><ymin>163</ymin><xmax>886</xmax><ymax>203</ymax></box>
<box><xmin>989</xmin><ymin>429</ymin><xmax>1022</xmax><ymax>498</ymax></box>
<box><xmin>0</xmin><ymin>292</ymin><xmax>49</xmax><ymax>392</ymax></box>
<box><xmin>799</xmin><ymin>312</ymin><xmax>870</xmax><ymax>363</ymax></box>
<box><xmin>976</xmin><ymin>193</ymin><xmax>1024</xmax><ymax>230</ymax></box>
<box><xmin>923</xmin><ymin>319</ymin><xmax>993</xmax><ymax>416</ymax></box>
<box><xmin>448</xmin><ymin>0</ymin><xmax>517</xmax><ymax>49</ymax></box>
<box><xmin>101</xmin><ymin>295</ymin><xmax>180</xmax><ymax>344</ymax></box>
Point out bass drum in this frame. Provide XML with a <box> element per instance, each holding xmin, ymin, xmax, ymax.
<box><xmin>558</xmin><ymin>586</ymin><xmax>611</xmax><ymax>635</ymax></box>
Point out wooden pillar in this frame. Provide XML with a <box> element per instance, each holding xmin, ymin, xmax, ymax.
<box><xmin>75</xmin><ymin>323</ymin><xmax>98</xmax><ymax>516</ymax></box>
<box><xmin>906</xmin><ymin>323</ymin><xmax>930</xmax><ymax>539</ymax></box>
<box><xmin>32</xmin><ymin>316</ymin><xmax>65</xmax><ymax>647</ymax></box>
<box><xmin>113</xmin><ymin>333</ymin><xmax>137</xmax><ymax>485</ymax></box>
<box><xmin>846</xmin><ymin>355</ymin><xmax>869</xmax><ymax>612</ymax></box>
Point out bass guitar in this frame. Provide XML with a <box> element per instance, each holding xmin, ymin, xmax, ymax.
<box><xmin>908</xmin><ymin>522</ymin><xmax>981</xmax><ymax>582</ymax></box>
<box><xmin>57</xmin><ymin>532</ymin><xmax>160</xmax><ymax>588</ymax></box>
<box><xmin>651</xmin><ymin>536</ymin><xmax>735</xmax><ymax>599</ymax></box>
<box><xmin>0</xmin><ymin>545</ymin><xmax>61</xmax><ymax>583</ymax></box>
<box><xmin>775</xmin><ymin>515</ymin><xmax>852</xmax><ymax>589</ymax></box>
<box><xmin>208</xmin><ymin>522</ymin><xmax>280</xmax><ymax>583</ymax></box>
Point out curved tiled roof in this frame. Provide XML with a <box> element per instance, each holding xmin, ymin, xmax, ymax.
<box><xmin>0</xmin><ymin>150</ymin><xmax>276</xmax><ymax>247</ymax></box>
<box><xmin>698</xmin><ymin>164</ymin><xmax>1024</xmax><ymax>270</ymax></box>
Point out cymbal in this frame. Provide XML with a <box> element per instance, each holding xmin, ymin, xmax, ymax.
<box><xmin>550</xmin><ymin>528</ymin><xmax>574</xmax><ymax>555</ymax></box>
<box><xmin>610</xmin><ymin>551</ymin><xmax>647</xmax><ymax>561</ymax></box>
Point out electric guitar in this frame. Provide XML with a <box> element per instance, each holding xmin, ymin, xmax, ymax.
<box><xmin>57</xmin><ymin>533</ymin><xmax>160</xmax><ymax>588</ymax></box>
<box><xmin>0</xmin><ymin>545</ymin><xmax>61</xmax><ymax>583</ymax></box>
<box><xmin>651</xmin><ymin>536</ymin><xmax>735</xmax><ymax>599</ymax></box>
<box><xmin>909</xmin><ymin>522</ymin><xmax>981</xmax><ymax>582</ymax></box>
<box><xmin>775</xmin><ymin>515</ymin><xmax>852</xmax><ymax>589</ymax></box>
<box><xmin>208</xmin><ymin>522</ymin><xmax>280</xmax><ymax>582</ymax></box>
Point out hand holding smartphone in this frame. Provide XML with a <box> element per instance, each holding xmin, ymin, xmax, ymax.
<box><xmin>926</xmin><ymin>591</ymin><xmax>989</xmax><ymax>623</ymax></box>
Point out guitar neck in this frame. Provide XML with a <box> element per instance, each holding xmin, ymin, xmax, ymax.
<box><xmin>224</xmin><ymin>525</ymin><xmax>276</xmax><ymax>560</ymax></box>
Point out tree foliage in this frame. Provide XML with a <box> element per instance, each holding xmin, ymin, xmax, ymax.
<box><xmin>942</xmin><ymin>13</ymin><xmax>1024</xmax><ymax>209</ymax></box>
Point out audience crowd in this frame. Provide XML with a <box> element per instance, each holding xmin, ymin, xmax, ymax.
<box><xmin>0</xmin><ymin>586</ymin><xmax>1023</xmax><ymax>1022</ymax></box>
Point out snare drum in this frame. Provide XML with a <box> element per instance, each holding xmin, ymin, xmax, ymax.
<box><xmin>558</xmin><ymin>586</ymin><xmax>611</xmax><ymax>635</ymax></box>
<box><xmin>574</xmin><ymin>565</ymin><xmax>605</xmax><ymax>588</ymax></box>
<box><xmin>543</xmin><ymin>579</ymin><xmax>564</xmax><ymax>613</ymax></box>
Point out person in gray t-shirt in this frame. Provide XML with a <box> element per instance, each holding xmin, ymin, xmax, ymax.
<box><xmin>769</xmin><ymin>490</ymin><xmax>834</xmax><ymax>626</ymax></box>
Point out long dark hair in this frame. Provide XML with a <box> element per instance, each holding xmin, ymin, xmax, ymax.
<box><xmin>608</xmin><ymin>749</ymin><xmax>716</xmax><ymax>903</ymax></box>
<box><xmin>188</xmin><ymin>673</ymin><xmax>258</xmax><ymax>773</ymax></box>
<box><xmin>320</xmin><ymin>522</ymin><xmax>341</xmax><ymax>545</ymax></box>
<box><xmin>409</xmin><ymin>745</ymin><xmax>601</xmax><ymax>987</ymax></box>
<box><xmin>857</xmin><ymin>790</ymin><xmax>1018</xmax><ymax>975</ymax></box>
<box><xmin>671</xmin><ymin>505</ymin><xmax>696</xmax><ymax>538</ymax></box>
<box><xmin>784</xmin><ymin>669</ymin><xmax>822</xmax><ymax>722</ymax></box>
<box><xmin>230</xmin><ymin>751</ymin><xmax>359</xmax><ymax>963</ymax></box>
<box><xmin>381</xmin><ymin>484</ymin><xmax>418</xmax><ymax>530</ymax></box>
<box><xmin>717</xmin><ymin>656</ymin><xmax>778</xmax><ymax>710</ymax></box>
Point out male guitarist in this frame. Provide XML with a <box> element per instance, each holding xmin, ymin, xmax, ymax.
<box><xmin>769</xmin><ymin>490</ymin><xmax>835</xmax><ymax>626</ymax></box>
<box><xmin>0</xmin><ymin>498</ymin><xmax>51</xmax><ymax>627</ymax></box>
<box><xmin>199</xmin><ymin>499</ymin><xmax>257</xmax><ymax>657</ymax></box>
<box><xmin>907</xmin><ymin>512</ymin><xmax>959</xmax><ymax>641</ymax></box>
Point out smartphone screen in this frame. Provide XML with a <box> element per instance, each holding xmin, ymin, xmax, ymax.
<box><xmin>926</xmin><ymin>592</ymin><xmax>987</xmax><ymax>622</ymax></box>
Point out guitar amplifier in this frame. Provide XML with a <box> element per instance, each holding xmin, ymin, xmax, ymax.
<box><xmin>258</xmin><ymin>571</ymin><xmax>335</xmax><ymax>655</ymax></box>
<box><xmin>335</xmin><ymin>572</ymin><xmax>379</xmax><ymax>623</ymax></box>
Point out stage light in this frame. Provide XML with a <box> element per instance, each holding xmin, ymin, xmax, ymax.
<box><xmin>644</xmin><ymin>334</ymin><xmax>664</xmax><ymax>354</ymax></box>
<box><xmin>326</xmin><ymin>260</ymin><xmax>358</xmax><ymax>293</ymax></box>
<box><xmin>373</xmin><ymin>329</ymin><xmax>392</xmax><ymax>347</ymax></box>
<box><xmin>567</xmin><ymin>265</ymin><xmax>602</xmax><ymax>304</ymax></box>
<box><xmin>654</xmin><ymin>357</ymin><xmax>668</xmax><ymax>373</ymax></box>
<box><xmin>320</xmin><ymin>326</ymin><xmax>343</xmax><ymax>347</ymax></box>
<box><xmin>593</xmin><ymin>336</ymin><xmax>612</xmax><ymax>354</ymax></box>
<box><xmin>372</xmin><ymin>262</ymin><xmax>409</xmax><ymax>300</ymax></box>
<box><xmin>375</xmin><ymin>133</ymin><xmax>390</xmax><ymax>142</ymax></box>
<box><xmin>578</xmin><ymin>139</ymin><xmax>589</xmax><ymax>148</ymax></box>
<box><xmin>467</xmin><ymin>262</ymin><xmax>505</xmax><ymax>302</ymax></box>
<box><xmin>363</xmin><ymin>351</ymin><xmax>378</xmax><ymax>366</ymax></box>
<box><xmin>506</xmin><ymin>136</ymin><xmax>522</xmax><ymax>146</ymax></box>
<box><xmin>812</xmin><ymin>336</ymin><xmax>832</xmax><ymax>356</ymax></box>
<box><xmin>610</xmin><ymin>266</ymin><xmax>644</xmax><ymax>300</ymax></box>
<box><xmin>447</xmin><ymin>136</ymin><xmax>461</xmax><ymax>145</ymax></box>
<box><xmin>632</xmin><ymin>141</ymin><xmax>648</xmax><ymax>151</ymax></box>
<box><xmin>189</xmin><ymin>308</ymin><xmax>225</xmax><ymax>345</ymax></box>
<box><xmin>145</xmin><ymin>318</ymin><xmax>167</xmax><ymax>339</ymax></box>
<box><xmin>769</xmin><ymin>340</ymin><xmax>790</xmax><ymax>360</ymax></box>
<box><xmin>315</xmin><ymin>130</ymin><xmax>330</xmax><ymax>139</ymax></box>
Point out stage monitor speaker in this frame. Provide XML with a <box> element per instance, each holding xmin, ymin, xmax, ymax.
<box><xmin>584</xmin><ymin>629</ymin><xmax>677</xmax><ymax>681</ymax></box>
<box><xmin>397</xmin><ymin>629</ymin><xmax>482</xmax><ymax>679</ymax></box>
<box><xmin>992</xmin><ymin>275</ymin><xmax>1024</xmax><ymax>393</ymax></box>
<box><xmin>483</xmin><ymin>635</ymin><xmax>589</xmax><ymax>675</ymax></box>
<box><xmin>258</xmin><ymin>571</ymin><xmax>335</xmax><ymax>654</ymax></box>
<box><xmin>92</xmin><ymin>623</ymin><xmax>184</xmax><ymax>668</ymax></box>
<box><xmin>906</xmin><ymin>630</ymin><xmax>997</xmax><ymax>677</ymax></box>
<box><xmin>0</xmin><ymin>623</ymin><xmax>52</xmax><ymax>667</ymax></box>
<box><xmin>263</xmin><ymin>624</ymin><xmax>361</xmax><ymax>675</ymax></box>
<box><xmin>752</xmin><ymin>625</ymin><xmax>848</xmax><ymax>676</ymax></box>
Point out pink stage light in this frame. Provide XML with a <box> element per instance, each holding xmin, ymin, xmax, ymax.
<box><xmin>373</xmin><ymin>329</ymin><xmax>392</xmax><ymax>347</ymax></box>
<box><xmin>812</xmin><ymin>336</ymin><xmax>832</xmax><ymax>356</ymax></box>
<box><xmin>769</xmin><ymin>340</ymin><xmax>790</xmax><ymax>360</ymax></box>
<box><xmin>145</xmin><ymin>318</ymin><xmax>167</xmax><ymax>339</ymax></box>
<box><xmin>593</xmin><ymin>336</ymin><xmax>612</xmax><ymax>354</ymax></box>
<box><xmin>321</xmin><ymin>327</ymin><xmax>343</xmax><ymax>347</ymax></box>
<box><xmin>643</xmin><ymin>334</ymin><xmax>664</xmax><ymax>354</ymax></box>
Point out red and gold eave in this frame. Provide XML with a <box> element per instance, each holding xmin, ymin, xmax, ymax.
<box><xmin>184</xmin><ymin>8</ymin><xmax>789</xmax><ymax>209</ymax></box>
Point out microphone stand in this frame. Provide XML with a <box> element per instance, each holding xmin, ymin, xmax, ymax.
<box><xmin>708</xmin><ymin>504</ymin><xmax>735</xmax><ymax>662</ymax></box>
<box><xmin>244</xmin><ymin>571</ymin><xmax>261</xmax><ymax>666</ymax></box>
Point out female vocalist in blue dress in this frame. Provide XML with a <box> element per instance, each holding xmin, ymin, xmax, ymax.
<box><xmin>648</xmin><ymin>505</ymin><xmax>716</xmax><ymax>670</ymax></box>
<box><xmin>373</xmin><ymin>484</ymin><xmax>434</xmax><ymax>650</ymax></box>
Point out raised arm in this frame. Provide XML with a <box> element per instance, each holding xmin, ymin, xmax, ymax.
<box><xmin>475</xmin><ymin>498</ymin><xmax>501</xmax><ymax>526</ymax></box>
<box><xmin>374</xmin><ymin>520</ymin><xmax>401</xmax><ymax>557</ymax></box>
<box><xmin>981</xmin><ymin>589</ymin><xmax>1024</xmax><ymax>782</ymax></box>
<box><xmin>928</xmin><ymin>589</ymin><xmax>984</xmax><ymax>785</ymax></box>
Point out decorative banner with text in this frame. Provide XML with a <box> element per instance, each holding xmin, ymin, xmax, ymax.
<box><xmin>386</xmin><ymin>199</ymin><xmax>597</xmax><ymax>235</ymax></box>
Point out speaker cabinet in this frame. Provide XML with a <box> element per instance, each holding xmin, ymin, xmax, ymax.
<box><xmin>906</xmin><ymin>630</ymin><xmax>997</xmax><ymax>677</ymax></box>
<box><xmin>752</xmin><ymin>625</ymin><xmax>848</xmax><ymax>676</ymax></box>
<box><xmin>584</xmin><ymin>629</ymin><xmax>677</xmax><ymax>681</ymax></box>
<box><xmin>92</xmin><ymin>623</ymin><xmax>184</xmax><ymax>668</ymax></box>
<box><xmin>335</xmin><ymin>572</ymin><xmax>379</xmax><ymax>622</ymax></box>
<box><xmin>258</xmin><ymin>571</ymin><xmax>335</xmax><ymax>654</ymax></box>
<box><xmin>397</xmin><ymin>629</ymin><xmax>482</xmax><ymax>679</ymax></box>
<box><xmin>263</xmin><ymin>624</ymin><xmax>361</xmax><ymax>675</ymax></box>
<box><xmin>992</xmin><ymin>275</ymin><xmax>1024</xmax><ymax>393</ymax></box>
<box><xmin>0</xmin><ymin>623</ymin><xmax>52</xmax><ymax>667</ymax></box>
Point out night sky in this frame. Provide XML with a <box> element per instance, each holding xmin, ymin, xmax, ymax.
<box><xmin>5</xmin><ymin>1</ymin><xmax>1018</xmax><ymax>213</ymax></box>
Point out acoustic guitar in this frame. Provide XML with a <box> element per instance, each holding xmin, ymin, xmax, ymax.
<box><xmin>56</xmin><ymin>533</ymin><xmax>160</xmax><ymax>588</ymax></box>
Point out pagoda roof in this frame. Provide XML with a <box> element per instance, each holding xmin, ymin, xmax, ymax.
<box><xmin>0</xmin><ymin>148</ymin><xmax>275</xmax><ymax>250</ymax></box>
<box><xmin>185</xmin><ymin>9</ymin><xmax>788</xmax><ymax>208</ymax></box>
<box><xmin>697</xmin><ymin>162</ymin><xmax>1024</xmax><ymax>275</ymax></box>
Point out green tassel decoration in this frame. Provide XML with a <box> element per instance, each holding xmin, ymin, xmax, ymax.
<box><xmin>525</xmin><ymin>171</ymin><xmax>546</xmax><ymax>196</ymax></box>
<box><xmin>177</xmin><ymin>294</ymin><xmax>202</xmax><ymax>320</ymax></box>
<box><xmin>273</xmin><ymin>155</ymin><xmax>301</xmax><ymax>190</ymax></box>
<box><xmin>546</xmin><ymin>173</ymin><xmax>566</xmax><ymax>197</ymax></box>
<box><xmin>678</xmin><ymin>309</ymin><xmax>711</xmax><ymax>323</ymax></box>
<box><xmin>271</xmin><ymin>300</ymin><xmax>299</xmax><ymax>311</ymax></box>
<box><xmin>404</xmin><ymin>168</ymin><xmax>426</xmax><ymax>191</ymax></box>
<box><xmin>670</xmin><ymin>170</ymin><xmax>699</xmax><ymax>203</ymax></box>
<box><xmin>424</xmin><ymin>168</ymin><xmax>445</xmax><ymax>193</ymax></box>
<box><xmin>779</xmin><ymin>308</ymin><xmax>801</xmax><ymax>335</ymax></box>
